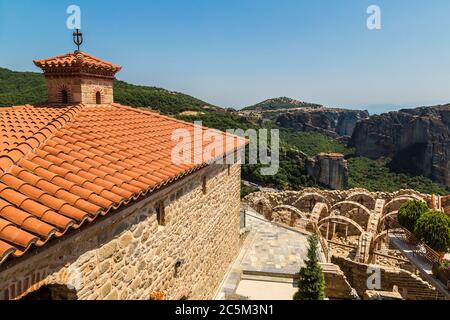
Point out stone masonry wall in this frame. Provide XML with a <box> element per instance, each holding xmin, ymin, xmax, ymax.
<box><xmin>331</xmin><ymin>256</ymin><xmax>443</xmax><ymax>300</ymax></box>
<box><xmin>0</xmin><ymin>163</ymin><xmax>242</xmax><ymax>300</ymax></box>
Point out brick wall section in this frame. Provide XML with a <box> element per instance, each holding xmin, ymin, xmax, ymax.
<box><xmin>45</xmin><ymin>76</ymin><xmax>113</xmax><ymax>104</ymax></box>
<box><xmin>331</xmin><ymin>256</ymin><xmax>443</xmax><ymax>300</ymax></box>
<box><xmin>0</xmin><ymin>163</ymin><xmax>242</xmax><ymax>300</ymax></box>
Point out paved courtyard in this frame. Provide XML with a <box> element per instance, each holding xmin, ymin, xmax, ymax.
<box><xmin>215</xmin><ymin>209</ymin><xmax>311</xmax><ymax>300</ymax></box>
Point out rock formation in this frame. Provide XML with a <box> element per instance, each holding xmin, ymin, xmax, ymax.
<box><xmin>276</xmin><ymin>108</ymin><xmax>369</xmax><ymax>138</ymax></box>
<box><xmin>306</xmin><ymin>153</ymin><xmax>349</xmax><ymax>190</ymax></box>
<box><xmin>350</xmin><ymin>105</ymin><xmax>450</xmax><ymax>186</ymax></box>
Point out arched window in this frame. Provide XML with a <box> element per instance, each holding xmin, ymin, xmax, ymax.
<box><xmin>61</xmin><ymin>90</ymin><xmax>69</xmax><ymax>104</ymax></box>
<box><xmin>96</xmin><ymin>91</ymin><xmax>102</xmax><ymax>104</ymax></box>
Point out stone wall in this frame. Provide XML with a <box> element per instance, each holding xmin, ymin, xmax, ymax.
<box><xmin>331</xmin><ymin>256</ymin><xmax>443</xmax><ymax>300</ymax></box>
<box><xmin>0</xmin><ymin>163</ymin><xmax>242</xmax><ymax>300</ymax></box>
<box><xmin>45</xmin><ymin>76</ymin><xmax>113</xmax><ymax>104</ymax></box>
<box><xmin>245</xmin><ymin>188</ymin><xmax>433</xmax><ymax>216</ymax></box>
<box><xmin>320</xmin><ymin>263</ymin><xmax>359</xmax><ymax>300</ymax></box>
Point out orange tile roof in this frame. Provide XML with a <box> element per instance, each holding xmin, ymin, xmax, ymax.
<box><xmin>33</xmin><ymin>51</ymin><xmax>122</xmax><ymax>74</ymax></box>
<box><xmin>0</xmin><ymin>104</ymin><xmax>247</xmax><ymax>265</ymax></box>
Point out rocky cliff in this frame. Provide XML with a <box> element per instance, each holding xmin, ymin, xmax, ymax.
<box><xmin>276</xmin><ymin>108</ymin><xmax>369</xmax><ymax>138</ymax></box>
<box><xmin>306</xmin><ymin>153</ymin><xmax>349</xmax><ymax>190</ymax></box>
<box><xmin>350</xmin><ymin>105</ymin><xmax>450</xmax><ymax>186</ymax></box>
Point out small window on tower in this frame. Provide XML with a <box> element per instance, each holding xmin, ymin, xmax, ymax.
<box><xmin>96</xmin><ymin>92</ymin><xmax>102</xmax><ymax>104</ymax></box>
<box><xmin>61</xmin><ymin>90</ymin><xmax>69</xmax><ymax>104</ymax></box>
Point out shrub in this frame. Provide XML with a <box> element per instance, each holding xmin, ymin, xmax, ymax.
<box><xmin>397</xmin><ymin>200</ymin><xmax>429</xmax><ymax>232</ymax></box>
<box><xmin>293</xmin><ymin>234</ymin><xmax>325</xmax><ymax>300</ymax></box>
<box><xmin>414</xmin><ymin>210</ymin><xmax>450</xmax><ymax>253</ymax></box>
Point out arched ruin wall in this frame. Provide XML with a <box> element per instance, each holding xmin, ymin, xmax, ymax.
<box><xmin>245</xmin><ymin>188</ymin><xmax>434</xmax><ymax>214</ymax></box>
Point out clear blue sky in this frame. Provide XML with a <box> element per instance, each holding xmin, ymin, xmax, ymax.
<box><xmin>1</xmin><ymin>0</ymin><xmax>450</xmax><ymax>113</ymax></box>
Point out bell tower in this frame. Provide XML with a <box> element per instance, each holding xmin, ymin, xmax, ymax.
<box><xmin>33</xmin><ymin>30</ymin><xmax>122</xmax><ymax>105</ymax></box>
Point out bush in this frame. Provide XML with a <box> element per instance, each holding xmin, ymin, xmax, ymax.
<box><xmin>414</xmin><ymin>210</ymin><xmax>450</xmax><ymax>252</ymax></box>
<box><xmin>293</xmin><ymin>234</ymin><xmax>325</xmax><ymax>300</ymax></box>
<box><xmin>397</xmin><ymin>200</ymin><xmax>429</xmax><ymax>232</ymax></box>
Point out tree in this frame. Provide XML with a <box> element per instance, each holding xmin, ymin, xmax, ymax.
<box><xmin>397</xmin><ymin>200</ymin><xmax>428</xmax><ymax>232</ymax></box>
<box><xmin>294</xmin><ymin>234</ymin><xmax>325</xmax><ymax>300</ymax></box>
<box><xmin>414</xmin><ymin>210</ymin><xmax>450</xmax><ymax>253</ymax></box>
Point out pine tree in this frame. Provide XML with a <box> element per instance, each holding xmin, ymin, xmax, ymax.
<box><xmin>293</xmin><ymin>234</ymin><xmax>326</xmax><ymax>300</ymax></box>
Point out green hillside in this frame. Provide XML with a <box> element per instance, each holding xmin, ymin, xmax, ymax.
<box><xmin>0</xmin><ymin>67</ymin><xmax>448</xmax><ymax>195</ymax></box>
<box><xmin>0</xmin><ymin>68</ymin><xmax>46</xmax><ymax>106</ymax></box>
<box><xmin>0</xmin><ymin>68</ymin><xmax>216</xmax><ymax>114</ymax></box>
<box><xmin>114</xmin><ymin>80</ymin><xmax>217</xmax><ymax>115</ymax></box>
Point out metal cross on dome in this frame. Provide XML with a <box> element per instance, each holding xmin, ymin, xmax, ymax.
<box><xmin>73</xmin><ymin>28</ymin><xmax>83</xmax><ymax>52</ymax></box>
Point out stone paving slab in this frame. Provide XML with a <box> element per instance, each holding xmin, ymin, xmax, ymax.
<box><xmin>240</xmin><ymin>214</ymin><xmax>309</xmax><ymax>275</ymax></box>
<box><xmin>215</xmin><ymin>210</ymin><xmax>310</xmax><ymax>299</ymax></box>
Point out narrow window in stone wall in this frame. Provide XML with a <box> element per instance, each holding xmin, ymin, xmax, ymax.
<box><xmin>202</xmin><ymin>176</ymin><xmax>207</xmax><ymax>195</ymax></box>
<box><xmin>96</xmin><ymin>92</ymin><xmax>102</xmax><ymax>104</ymax></box>
<box><xmin>61</xmin><ymin>90</ymin><xmax>69</xmax><ymax>104</ymax></box>
<box><xmin>156</xmin><ymin>201</ymin><xmax>165</xmax><ymax>226</ymax></box>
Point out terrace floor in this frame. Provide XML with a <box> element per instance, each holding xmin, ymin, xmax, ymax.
<box><xmin>214</xmin><ymin>209</ymin><xmax>311</xmax><ymax>300</ymax></box>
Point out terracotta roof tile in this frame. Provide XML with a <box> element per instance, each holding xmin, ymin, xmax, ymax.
<box><xmin>33</xmin><ymin>52</ymin><xmax>122</xmax><ymax>74</ymax></box>
<box><xmin>0</xmin><ymin>103</ymin><xmax>247</xmax><ymax>264</ymax></box>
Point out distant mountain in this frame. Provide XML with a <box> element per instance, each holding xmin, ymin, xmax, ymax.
<box><xmin>350</xmin><ymin>104</ymin><xmax>450</xmax><ymax>186</ymax></box>
<box><xmin>242</xmin><ymin>97</ymin><xmax>322</xmax><ymax>111</ymax></box>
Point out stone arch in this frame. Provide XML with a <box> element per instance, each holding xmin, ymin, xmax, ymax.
<box><xmin>331</xmin><ymin>201</ymin><xmax>372</xmax><ymax>216</ymax></box>
<box><xmin>371</xmin><ymin>228</ymin><xmax>403</xmax><ymax>250</ymax></box>
<box><xmin>253</xmin><ymin>197</ymin><xmax>272</xmax><ymax>219</ymax></box>
<box><xmin>273</xmin><ymin>205</ymin><xmax>307</xmax><ymax>218</ymax></box>
<box><xmin>394</xmin><ymin>190</ymin><xmax>425</xmax><ymax>200</ymax></box>
<box><xmin>292</xmin><ymin>193</ymin><xmax>330</xmax><ymax>212</ymax></box>
<box><xmin>378</xmin><ymin>211</ymin><xmax>398</xmax><ymax>229</ymax></box>
<box><xmin>346</xmin><ymin>192</ymin><xmax>376</xmax><ymax>210</ymax></box>
<box><xmin>20</xmin><ymin>284</ymin><xmax>78</xmax><ymax>300</ymax></box>
<box><xmin>383</xmin><ymin>197</ymin><xmax>426</xmax><ymax>215</ymax></box>
<box><xmin>331</xmin><ymin>201</ymin><xmax>372</xmax><ymax>231</ymax></box>
<box><xmin>311</xmin><ymin>202</ymin><xmax>329</xmax><ymax>223</ymax></box>
<box><xmin>318</xmin><ymin>215</ymin><xmax>365</xmax><ymax>238</ymax></box>
<box><xmin>272</xmin><ymin>205</ymin><xmax>309</xmax><ymax>227</ymax></box>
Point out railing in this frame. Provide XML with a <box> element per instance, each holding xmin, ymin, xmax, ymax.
<box><xmin>384</xmin><ymin>216</ymin><xmax>444</xmax><ymax>265</ymax></box>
